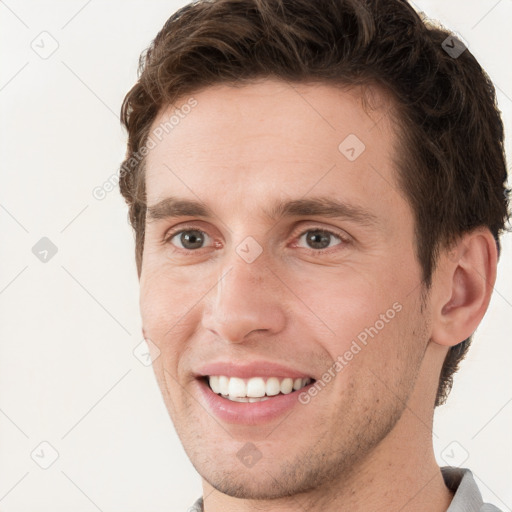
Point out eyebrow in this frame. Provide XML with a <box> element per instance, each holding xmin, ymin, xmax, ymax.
<box><xmin>146</xmin><ymin>195</ymin><xmax>379</xmax><ymax>226</ymax></box>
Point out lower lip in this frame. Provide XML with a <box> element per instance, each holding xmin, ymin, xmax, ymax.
<box><xmin>195</xmin><ymin>378</ymin><xmax>314</xmax><ymax>425</ymax></box>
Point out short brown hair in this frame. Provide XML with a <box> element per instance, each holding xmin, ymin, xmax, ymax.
<box><xmin>119</xmin><ymin>0</ymin><xmax>510</xmax><ymax>407</ymax></box>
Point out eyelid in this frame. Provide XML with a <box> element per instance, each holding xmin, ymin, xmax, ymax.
<box><xmin>291</xmin><ymin>223</ymin><xmax>351</xmax><ymax>242</ymax></box>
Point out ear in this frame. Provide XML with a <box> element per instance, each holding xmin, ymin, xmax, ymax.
<box><xmin>430</xmin><ymin>228</ymin><xmax>498</xmax><ymax>347</ymax></box>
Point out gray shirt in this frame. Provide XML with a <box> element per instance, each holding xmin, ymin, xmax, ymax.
<box><xmin>187</xmin><ymin>467</ymin><xmax>503</xmax><ymax>511</ymax></box>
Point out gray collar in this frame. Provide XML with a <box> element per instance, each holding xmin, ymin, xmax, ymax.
<box><xmin>442</xmin><ymin>466</ymin><xmax>500</xmax><ymax>512</ymax></box>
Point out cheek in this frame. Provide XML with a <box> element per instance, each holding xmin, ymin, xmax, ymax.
<box><xmin>140</xmin><ymin>260</ymin><xmax>205</xmax><ymax>327</ymax></box>
<box><xmin>294</xmin><ymin>268</ymin><xmax>419</xmax><ymax>387</ymax></box>
<box><xmin>292</xmin><ymin>270</ymin><xmax>390</xmax><ymax>342</ymax></box>
<box><xmin>139</xmin><ymin>263</ymin><xmax>217</xmax><ymax>380</ymax></box>
<box><xmin>139</xmin><ymin>269</ymin><xmax>189</xmax><ymax>362</ymax></box>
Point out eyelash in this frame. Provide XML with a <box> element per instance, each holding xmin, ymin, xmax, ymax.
<box><xmin>163</xmin><ymin>224</ymin><xmax>350</xmax><ymax>256</ymax></box>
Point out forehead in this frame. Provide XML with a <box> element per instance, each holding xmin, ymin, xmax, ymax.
<box><xmin>144</xmin><ymin>79</ymin><xmax>404</xmax><ymax>217</ymax></box>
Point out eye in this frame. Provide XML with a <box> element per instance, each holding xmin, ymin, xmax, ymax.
<box><xmin>294</xmin><ymin>228</ymin><xmax>347</xmax><ymax>253</ymax></box>
<box><xmin>163</xmin><ymin>225</ymin><xmax>349</xmax><ymax>255</ymax></box>
<box><xmin>166</xmin><ymin>228</ymin><xmax>212</xmax><ymax>251</ymax></box>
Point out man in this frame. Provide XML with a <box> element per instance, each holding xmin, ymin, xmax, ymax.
<box><xmin>119</xmin><ymin>0</ymin><xmax>509</xmax><ymax>510</ymax></box>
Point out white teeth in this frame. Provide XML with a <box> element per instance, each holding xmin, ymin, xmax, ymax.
<box><xmin>266</xmin><ymin>377</ymin><xmax>281</xmax><ymax>396</ymax></box>
<box><xmin>218</xmin><ymin>375</ymin><xmax>229</xmax><ymax>395</ymax></box>
<box><xmin>226</xmin><ymin>395</ymin><xmax>249</xmax><ymax>402</ymax></box>
<box><xmin>221</xmin><ymin>395</ymin><xmax>271</xmax><ymax>402</ymax></box>
<box><xmin>228</xmin><ymin>377</ymin><xmax>246</xmax><ymax>398</ymax></box>
<box><xmin>209</xmin><ymin>375</ymin><xmax>220</xmax><ymax>394</ymax></box>
<box><xmin>207</xmin><ymin>375</ymin><xmax>313</xmax><ymax>400</ymax></box>
<box><xmin>280</xmin><ymin>377</ymin><xmax>294</xmax><ymax>394</ymax></box>
<box><xmin>246</xmin><ymin>377</ymin><xmax>266</xmax><ymax>397</ymax></box>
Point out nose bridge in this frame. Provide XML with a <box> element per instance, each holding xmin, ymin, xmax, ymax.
<box><xmin>203</xmin><ymin>248</ymin><xmax>286</xmax><ymax>343</ymax></box>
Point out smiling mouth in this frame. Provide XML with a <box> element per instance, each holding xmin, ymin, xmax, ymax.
<box><xmin>203</xmin><ymin>375</ymin><xmax>315</xmax><ymax>402</ymax></box>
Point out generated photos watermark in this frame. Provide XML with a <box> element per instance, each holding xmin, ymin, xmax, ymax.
<box><xmin>298</xmin><ymin>301</ymin><xmax>403</xmax><ymax>404</ymax></box>
<box><xmin>92</xmin><ymin>97</ymin><xmax>198</xmax><ymax>200</ymax></box>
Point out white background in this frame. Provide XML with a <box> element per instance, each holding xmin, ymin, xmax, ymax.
<box><xmin>0</xmin><ymin>1</ymin><xmax>510</xmax><ymax>510</ymax></box>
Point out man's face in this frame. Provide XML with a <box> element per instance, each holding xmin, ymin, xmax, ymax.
<box><xmin>140</xmin><ymin>80</ymin><xmax>432</xmax><ymax>499</ymax></box>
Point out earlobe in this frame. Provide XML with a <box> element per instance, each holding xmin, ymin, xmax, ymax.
<box><xmin>431</xmin><ymin>229</ymin><xmax>497</xmax><ymax>347</ymax></box>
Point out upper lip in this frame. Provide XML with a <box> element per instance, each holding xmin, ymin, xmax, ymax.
<box><xmin>195</xmin><ymin>360</ymin><xmax>314</xmax><ymax>380</ymax></box>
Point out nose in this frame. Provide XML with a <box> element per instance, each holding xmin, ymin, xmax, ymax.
<box><xmin>201</xmin><ymin>255</ymin><xmax>287</xmax><ymax>344</ymax></box>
